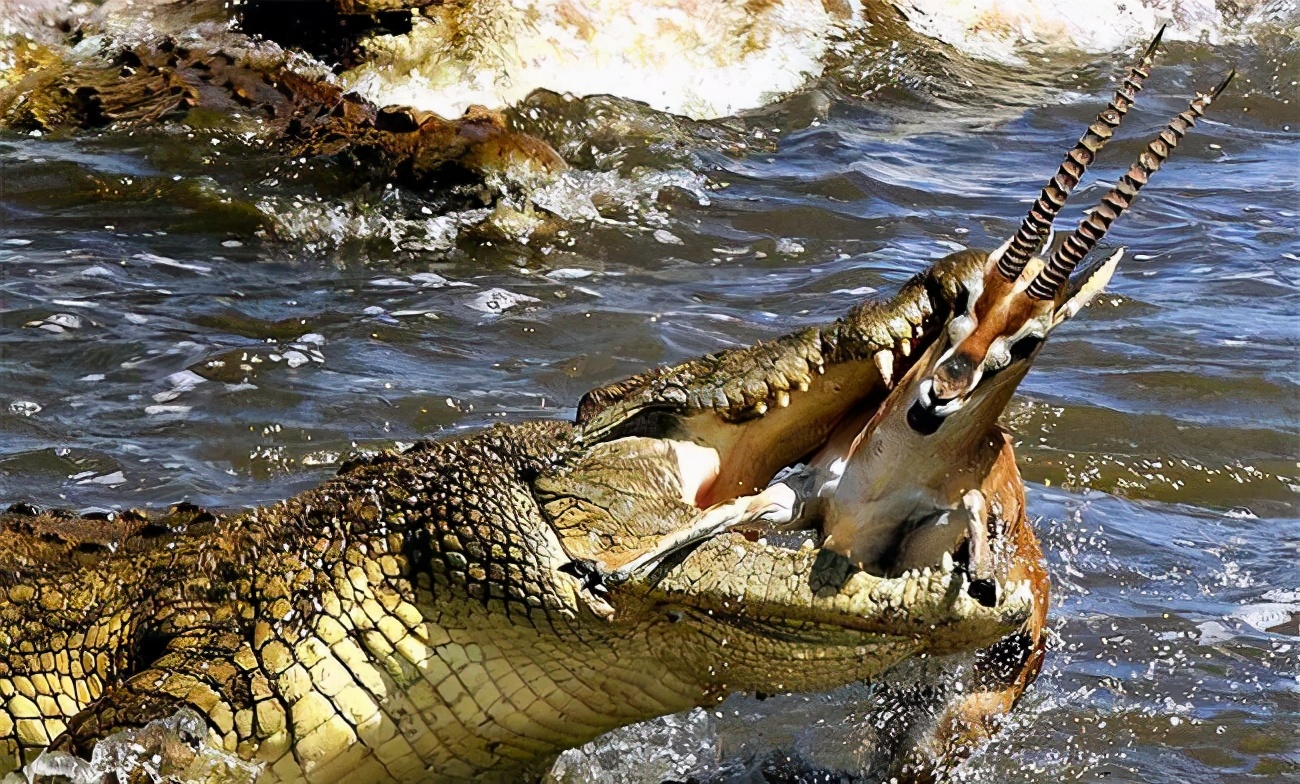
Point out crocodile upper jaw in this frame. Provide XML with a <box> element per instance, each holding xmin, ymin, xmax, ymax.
<box><xmin>574</xmin><ymin>250</ymin><xmax>991</xmax><ymax>508</ymax></box>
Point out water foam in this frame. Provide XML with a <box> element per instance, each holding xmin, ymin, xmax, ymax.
<box><xmin>260</xmin><ymin>167</ymin><xmax>707</xmax><ymax>252</ymax></box>
<box><xmin>894</xmin><ymin>0</ymin><xmax>1295</xmax><ymax>63</ymax></box>
<box><xmin>342</xmin><ymin>0</ymin><xmax>863</xmax><ymax>120</ymax></box>
<box><xmin>2</xmin><ymin>710</ymin><xmax>261</xmax><ymax>784</ymax></box>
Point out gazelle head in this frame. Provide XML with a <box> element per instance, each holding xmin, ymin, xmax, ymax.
<box><xmin>908</xmin><ymin>31</ymin><xmax>1232</xmax><ymax>435</ymax></box>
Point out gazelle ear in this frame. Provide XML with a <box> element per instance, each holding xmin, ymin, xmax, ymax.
<box><xmin>1054</xmin><ymin>247</ymin><xmax>1124</xmax><ymax>325</ymax></box>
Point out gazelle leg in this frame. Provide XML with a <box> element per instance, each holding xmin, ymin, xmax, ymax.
<box><xmin>886</xmin><ymin>441</ymin><xmax>1050</xmax><ymax>783</ymax></box>
<box><xmin>958</xmin><ymin>489</ymin><xmax>997</xmax><ymax>607</ymax></box>
<box><xmin>890</xmin><ymin>489</ymin><xmax>997</xmax><ymax>606</ymax></box>
<box><xmin>611</xmin><ymin>469</ymin><xmax>823</xmax><ymax>581</ymax></box>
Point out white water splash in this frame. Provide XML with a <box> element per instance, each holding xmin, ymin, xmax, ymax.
<box><xmin>546</xmin><ymin>708</ymin><xmax>718</xmax><ymax>783</ymax></box>
<box><xmin>342</xmin><ymin>0</ymin><xmax>863</xmax><ymax>120</ymax></box>
<box><xmin>2</xmin><ymin>710</ymin><xmax>261</xmax><ymax>784</ymax></box>
<box><xmin>530</xmin><ymin>168</ymin><xmax>709</xmax><ymax>222</ymax></box>
<box><xmin>260</xmin><ymin>195</ymin><xmax>493</xmax><ymax>253</ymax></box>
<box><xmin>466</xmin><ymin>287</ymin><xmax>541</xmax><ymax>314</ymax></box>
<box><xmin>337</xmin><ymin>0</ymin><xmax>1293</xmax><ymax>119</ymax></box>
<box><xmin>894</xmin><ymin>0</ymin><xmax>1295</xmax><ymax>63</ymax></box>
<box><xmin>261</xmin><ymin>167</ymin><xmax>705</xmax><ymax>252</ymax></box>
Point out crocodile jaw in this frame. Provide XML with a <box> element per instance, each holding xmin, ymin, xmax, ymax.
<box><xmin>565</xmin><ymin>248</ymin><xmax>1035</xmax><ymax>687</ymax></box>
<box><xmin>576</xmin><ymin>249</ymin><xmax>990</xmax><ymax>506</ymax></box>
<box><xmin>628</xmin><ymin>533</ymin><xmax>1033</xmax><ymax>691</ymax></box>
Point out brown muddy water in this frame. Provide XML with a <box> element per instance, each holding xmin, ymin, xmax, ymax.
<box><xmin>1</xmin><ymin>12</ymin><xmax>1298</xmax><ymax>784</ymax></box>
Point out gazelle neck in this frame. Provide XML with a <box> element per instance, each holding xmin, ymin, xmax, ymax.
<box><xmin>817</xmin><ymin>319</ymin><xmax>1034</xmax><ymax>576</ymax></box>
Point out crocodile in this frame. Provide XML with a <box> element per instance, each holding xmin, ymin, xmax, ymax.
<box><xmin>0</xmin><ymin>35</ymin><xmax>1230</xmax><ymax>784</ymax></box>
<box><xmin>0</xmin><ymin>0</ymin><xmax>566</xmax><ymax>198</ymax></box>
<box><xmin>0</xmin><ymin>242</ymin><xmax>1035</xmax><ymax>784</ymax></box>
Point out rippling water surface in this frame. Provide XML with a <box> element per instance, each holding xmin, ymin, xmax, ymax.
<box><xmin>1</xmin><ymin>12</ymin><xmax>1297</xmax><ymax>784</ymax></box>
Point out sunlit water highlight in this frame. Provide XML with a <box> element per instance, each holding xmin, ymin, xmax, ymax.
<box><xmin>0</xmin><ymin>6</ymin><xmax>1297</xmax><ymax>783</ymax></box>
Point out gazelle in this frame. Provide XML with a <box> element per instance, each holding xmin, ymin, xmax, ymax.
<box><xmin>610</xmin><ymin>35</ymin><xmax>1231</xmax><ymax>776</ymax></box>
<box><xmin>618</xmin><ymin>29</ymin><xmax>1231</xmax><ymax>584</ymax></box>
<box><xmin>815</xmin><ymin>68</ymin><xmax>1233</xmax><ymax>584</ymax></box>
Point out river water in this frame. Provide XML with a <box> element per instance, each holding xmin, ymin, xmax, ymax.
<box><xmin>0</xmin><ymin>5</ymin><xmax>1297</xmax><ymax>783</ymax></box>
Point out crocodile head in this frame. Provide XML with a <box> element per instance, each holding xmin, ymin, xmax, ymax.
<box><xmin>540</xmin><ymin>54</ymin><xmax>1232</xmax><ymax>701</ymax></box>
<box><xmin>574</xmin><ymin>248</ymin><xmax>980</xmax><ymax>508</ymax></box>
<box><xmin>534</xmin><ymin>246</ymin><xmax>1035</xmax><ymax>698</ymax></box>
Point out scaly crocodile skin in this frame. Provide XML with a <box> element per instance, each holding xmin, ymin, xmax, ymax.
<box><xmin>0</xmin><ymin>249</ymin><xmax>1036</xmax><ymax>783</ymax></box>
<box><xmin>1</xmin><ymin>423</ymin><xmax>685</xmax><ymax>781</ymax></box>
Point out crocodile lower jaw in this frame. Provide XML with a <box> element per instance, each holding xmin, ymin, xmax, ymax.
<box><xmin>646</xmin><ymin>532</ymin><xmax>1033</xmax><ymax>651</ymax></box>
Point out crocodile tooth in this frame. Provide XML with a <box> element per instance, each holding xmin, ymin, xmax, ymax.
<box><xmin>890</xmin><ymin>581</ymin><xmax>907</xmax><ymax>606</ymax></box>
<box><xmin>941</xmin><ymin>551</ymin><xmax>955</xmax><ymax>574</ymax></box>
<box><xmin>920</xmin><ymin>566</ymin><xmax>931</xmax><ymax>580</ymax></box>
<box><xmin>902</xmin><ymin>578</ymin><xmax>920</xmax><ymax>607</ymax></box>
<box><xmin>753</xmin><ymin>401</ymin><xmax>768</xmax><ymax>415</ymax></box>
<box><xmin>873</xmin><ymin>350</ymin><xmax>894</xmax><ymax>387</ymax></box>
<box><xmin>796</xmin><ymin>379</ymin><xmax>810</xmax><ymax>392</ymax></box>
<box><xmin>879</xmin><ymin>581</ymin><xmax>897</xmax><ymax>607</ymax></box>
<box><xmin>775</xmin><ymin>389</ymin><xmax>790</xmax><ymax>408</ymax></box>
<box><xmin>899</xmin><ymin>339</ymin><xmax>911</xmax><ymax>357</ymax></box>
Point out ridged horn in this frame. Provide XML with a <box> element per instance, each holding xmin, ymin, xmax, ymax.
<box><xmin>996</xmin><ymin>26</ymin><xmax>1166</xmax><ymax>282</ymax></box>
<box><xmin>1027</xmin><ymin>71</ymin><xmax>1235</xmax><ymax>301</ymax></box>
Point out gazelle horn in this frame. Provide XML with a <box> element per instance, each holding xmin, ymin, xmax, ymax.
<box><xmin>996</xmin><ymin>26</ymin><xmax>1166</xmax><ymax>282</ymax></box>
<box><xmin>1027</xmin><ymin>71</ymin><xmax>1236</xmax><ymax>301</ymax></box>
